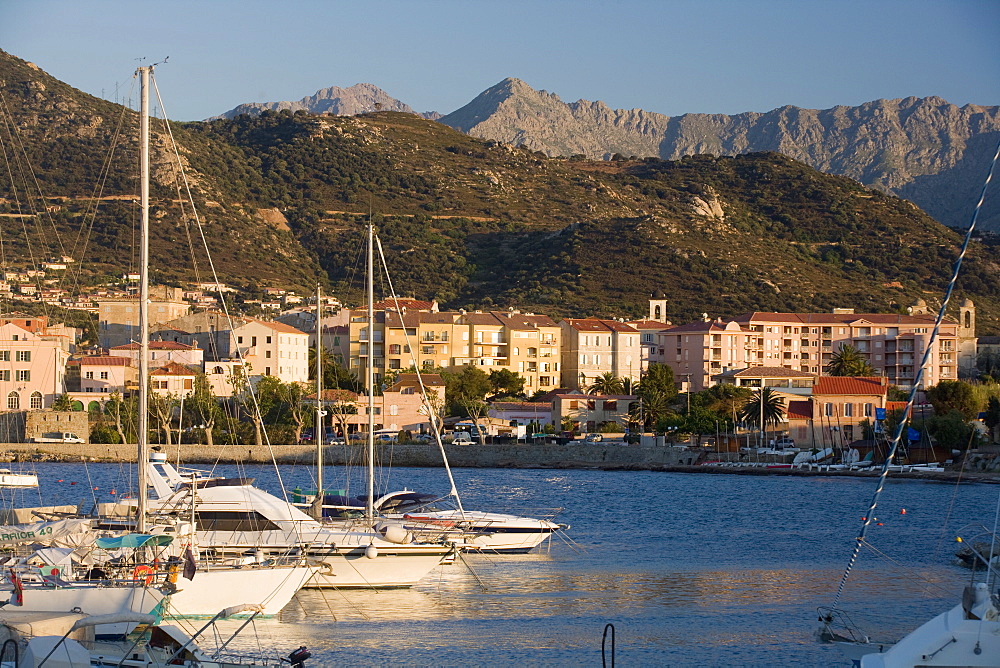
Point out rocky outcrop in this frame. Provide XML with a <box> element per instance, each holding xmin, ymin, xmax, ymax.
<box><xmin>440</xmin><ymin>81</ymin><xmax>1000</xmax><ymax>230</ymax></box>
<box><xmin>212</xmin><ymin>83</ymin><xmax>438</xmax><ymax>120</ymax></box>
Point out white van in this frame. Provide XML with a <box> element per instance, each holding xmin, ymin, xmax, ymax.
<box><xmin>451</xmin><ymin>432</ymin><xmax>474</xmax><ymax>444</ymax></box>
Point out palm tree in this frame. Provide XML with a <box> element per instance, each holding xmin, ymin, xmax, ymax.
<box><xmin>738</xmin><ymin>387</ymin><xmax>786</xmax><ymax>432</ymax></box>
<box><xmin>588</xmin><ymin>372</ymin><xmax>624</xmax><ymax>395</ymax></box>
<box><xmin>826</xmin><ymin>343</ymin><xmax>875</xmax><ymax>376</ymax></box>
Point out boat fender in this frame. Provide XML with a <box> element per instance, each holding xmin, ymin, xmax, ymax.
<box><xmin>380</xmin><ymin>524</ymin><xmax>413</xmax><ymax>545</ymax></box>
<box><xmin>365</xmin><ymin>545</ymin><xmax>378</xmax><ymax>559</ymax></box>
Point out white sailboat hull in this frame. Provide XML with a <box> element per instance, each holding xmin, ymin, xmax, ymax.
<box><xmin>0</xmin><ymin>471</ymin><xmax>38</xmax><ymax>488</ymax></box>
<box><xmin>0</xmin><ymin>585</ymin><xmax>164</xmax><ymax>635</ymax></box>
<box><xmin>166</xmin><ymin>565</ymin><xmax>315</xmax><ymax>617</ymax></box>
<box><xmin>859</xmin><ymin>602</ymin><xmax>1000</xmax><ymax>667</ymax></box>
<box><xmin>394</xmin><ymin>511</ymin><xmax>560</xmax><ymax>553</ymax></box>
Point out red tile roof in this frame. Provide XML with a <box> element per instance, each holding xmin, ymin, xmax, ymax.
<box><xmin>150</xmin><ymin>361</ymin><xmax>196</xmax><ymax>376</ymax></box>
<box><xmin>113</xmin><ymin>341</ymin><xmax>197</xmax><ymax>351</ymax></box>
<box><xmin>812</xmin><ymin>376</ymin><xmax>888</xmax><ymax>396</ymax></box>
<box><xmin>80</xmin><ymin>356</ymin><xmax>132</xmax><ymax>366</ymax></box>
<box><xmin>786</xmin><ymin>400</ymin><xmax>813</xmax><ymax>420</ymax></box>
<box><xmin>726</xmin><ymin>366</ymin><xmax>815</xmax><ymax>378</ymax></box>
<box><xmin>372</xmin><ymin>298</ymin><xmax>436</xmax><ymax>311</ymax></box>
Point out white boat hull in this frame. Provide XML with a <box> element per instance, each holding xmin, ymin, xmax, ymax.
<box><xmin>396</xmin><ymin>511</ymin><xmax>561</xmax><ymax>553</ymax></box>
<box><xmin>306</xmin><ymin>546</ymin><xmax>449</xmax><ymax>588</ymax></box>
<box><xmin>0</xmin><ymin>472</ymin><xmax>38</xmax><ymax>488</ymax></box>
<box><xmin>860</xmin><ymin>602</ymin><xmax>1000</xmax><ymax>667</ymax></box>
<box><xmin>0</xmin><ymin>585</ymin><xmax>164</xmax><ymax>635</ymax></box>
<box><xmin>166</xmin><ymin>565</ymin><xmax>314</xmax><ymax>617</ymax></box>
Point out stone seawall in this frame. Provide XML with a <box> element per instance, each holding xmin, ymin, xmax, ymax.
<box><xmin>0</xmin><ymin>441</ymin><xmax>708</xmax><ymax>471</ymax></box>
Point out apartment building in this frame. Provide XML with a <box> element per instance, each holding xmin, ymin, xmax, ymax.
<box><xmin>552</xmin><ymin>391</ymin><xmax>638</xmax><ymax>432</ymax></box>
<box><xmin>350</xmin><ymin>307</ymin><xmax>562</xmax><ymax>393</ymax></box>
<box><xmin>110</xmin><ymin>341</ymin><xmax>204</xmax><ymax>368</ymax></box>
<box><xmin>229</xmin><ymin>319</ymin><xmax>310</xmax><ymax>385</ymax></box>
<box><xmin>150</xmin><ymin>361</ymin><xmax>197</xmax><ymax>397</ymax></box>
<box><xmin>79</xmin><ymin>355</ymin><xmax>134</xmax><ymax>395</ymax></box>
<box><xmin>560</xmin><ymin>319</ymin><xmax>641</xmax><ymax>391</ymax></box>
<box><xmin>784</xmin><ymin>376</ymin><xmax>890</xmax><ymax>446</ymax></box>
<box><xmin>0</xmin><ymin>322</ymin><xmax>69</xmax><ymax>410</ymax></box>
<box><xmin>97</xmin><ymin>286</ymin><xmax>189</xmax><ymax>348</ymax></box>
<box><xmin>660</xmin><ymin>302</ymin><xmax>975</xmax><ymax>392</ymax></box>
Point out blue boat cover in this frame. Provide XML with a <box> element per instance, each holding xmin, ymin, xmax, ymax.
<box><xmin>94</xmin><ymin>534</ymin><xmax>174</xmax><ymax>549</ymax></box>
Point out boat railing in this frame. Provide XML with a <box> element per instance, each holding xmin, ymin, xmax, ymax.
<box><xmin>815</xmin><ymin>606</ymin><xmax>871</xmax><ymax>644</ymax></box>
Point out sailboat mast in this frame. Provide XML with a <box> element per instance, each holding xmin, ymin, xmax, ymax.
<box><xmin>137</xmin><ymin>65</ymin><xmax>151</xmax><ymax>534</ymax></box>
<box><xmin>366</xmin><ymin>221</ymin><xmax>375</xmax><ymax>520</ymax></box>
<box><xmin>315</xmin><ymin>284</ymin><xmax>323</xmax><ymax>505</ymax></box>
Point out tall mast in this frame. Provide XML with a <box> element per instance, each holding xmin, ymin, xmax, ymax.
<box><xmin>315</xmin><ymin>284</ymin><xmax>324</xmax><ymax>513</ymax></box>
<box><xmin>137</xmin><ymin>65</ymin><xmax>151</xmax><ymax>534</ymax></box>
<box><xmin>366</xmin><ymin>221</ymin><xmax>375</xmax><ymax>521</ymax></box>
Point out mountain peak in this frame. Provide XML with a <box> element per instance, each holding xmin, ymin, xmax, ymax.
<box><xmin>211</xmin><ymin>83</ymin><xmax>427</xmax><ymax>120</ymax></box>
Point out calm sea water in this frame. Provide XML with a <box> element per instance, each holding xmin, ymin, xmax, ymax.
<box><xmin>5</xmin><ymin>461</ymin><xmax>996</xmax><ymax>667</ymax></box>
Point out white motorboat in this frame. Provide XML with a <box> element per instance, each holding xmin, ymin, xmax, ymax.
<box><xmin>315</xmin><ymin>490</ymin><xmax>564</xmax><ymax>553</ymax></box>
<box><xmin>131</xmin><ymin>454</ymin><xmax>454</xmax><ymax>589</ymax></box>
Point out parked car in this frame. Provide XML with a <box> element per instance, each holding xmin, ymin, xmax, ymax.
<box><xmin>451</xmin><ymin>432</ymin><xmax>474</xmax><ymax>444</ymax></box>
<box><xmin>774</xmin><ymin>438</ymin><xmax>796</xmax><ymax>449</ymax></box>
<box><xmin>584</xmin><ymin>433</ymin><xmax>603</xmax><ymax>443</ymax></box>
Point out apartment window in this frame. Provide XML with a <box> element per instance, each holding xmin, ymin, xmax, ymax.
<box><xmin>844</xmin><ymin>403</ymin><xmax>854</xmax><ymax>417</ymax></box>
<box><xmin>864</xmin><ymin>403</ymin><xmax>873</xmax><ymax>417</ymax></box>
<box><xmin>29</xmin><ymin>392</ymin><xmax>42</xmax><ymax>409</ymax></box>
<box><xmin>251</xmin><ymin>336</ymin><xmax>257</xmax><ymax>346</ymax></box>
<box><xmin>6</xmin><ymin>392</ymin><xmax>18</xmax><ymax>410</ymax></box>
<box><xmin>824</xmin><ymin>403</ymin><xmax>833</xmax><ymax>417</ymax></box>
<box><xmin>266</xmin><ymin>336</ymin><xmax>272</xmax><ymax>344</ymax></box>
<box><xmin>100</xmin><ymin>371</ymin><xmax>109</xmax><ymax>380</ymax></box>
<box><xmin>390</xmin><ymin>405</ymin><xmax>398</xmax><ymax>416</ymax></box>
<box><xmin>0</xmin><ymin>370</ymin><xmax>8</xmax><ymax>381</ymax></box>
<box><xmin>184</xmin><ymin>379</ymin><xmax>193</xmax><ymax>390</ymax></box>
<box><xmin>389</xmin><ymin>359</ymin><xmax>401</xmax><ymax>369</ymax></box>
<box><xmin>389</xmin><ymin>344</ymin><xmax>401</xmax><ymax>355</ymax></box>
<box><xmin>265</xmin><ymin>367</ymin><xmax>271</xmax><ymax>376</ymax></box>
<box><xmin>0</xmin><ymin>351</ymin><xmax>8</xmax><ymax>362</ymax></box>
<box><xmin>265</xmin><ymin>351</ymin><xmax>272</xmax><ymax>358</ymax></box>
<box><xmin>237</xmin><ymin>336</ymin><xmax>244</xmax><ymax>344</ymax></box>
<box><xmin>85</xmin><ymin>371</ymin><xmax>94</xmax><ymax>379</ymax></box>
<box><xmin>15</xmin><ymin>370</ymin><xmax>29</xmax><ymax>382</ymax></box>
<box><xmin>15</xmin><ymin>351</ymin><xmax>30</xmax><ymax>362</ymax></box>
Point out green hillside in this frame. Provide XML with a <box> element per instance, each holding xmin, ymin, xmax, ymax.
<box><xmin>2</xmin><ymin>50</ymin><xmax>998</xmax><ymax>331</ymax></box>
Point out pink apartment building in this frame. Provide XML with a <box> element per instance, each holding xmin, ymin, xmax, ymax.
<box><xmin>0</xmin><ymin>322</ymin><xmax>70</xmax><ymax>410</ymax></box>
<box><xmin>560</xmin><ymin>318</ymin><xmax>641</xmax><ymax>391</ymax></box>
<box><xmin>660</xmin><ymin>303</ymin><xmax>975</xmax><ymax>392</ymax></box>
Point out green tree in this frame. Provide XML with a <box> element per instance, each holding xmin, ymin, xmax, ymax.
<box><xmin>588</xmin><ymin>372</ymin><xmax>624</xmax><ymax>396</ymax></box>
<box><xmin>826</xmin><ymin>344</ymin><xmax>875</xmax><ymax>376</ymax></box>
<box><xmin>442</xmin><ymin>365</ymin><xmax>491</xmax><ymax>416</ymax></box>
<box><xmin>984</xmin><ymin>396</ymin><xmax>1000</xmax><ymax>443</ymax></box>
<box><xmin>274</xmin><ymin>380</ymin><xmax>310</xmax><ymax>443</ymax></box>
<box><xmin>926</xmin><ymin>410</ymin><xmax>982</xmax><ymax>451</ymax></box>
<box><xmin>488</xmin><ymin>368</ymin><xmax>526</xmax><ymax>399</ymax></box>
<box><xmin>148</xmin><ymin>391</ymin><xmax>180</xmax><ymax>447</ymax></box>
<box><xmin>104</xmin><ymin>391</ymin><xmax>137</xmax><ymax>445</ymax></box>
<box><xmin>640</xmin><ymin>363</ymin><xmax>678</xmax><ymax>401</ymax></box>
<box><xmin>925</xmin><ymin>380</ymin><xmax>980</xmax><ymax>419</ymax></box>
<box><xmin>310</xmin><ymin>347</ymin><xmax>363</xmax><ymax>393</ymax></box>
<box><xmin>186</xmin><ymin>373</ymin><xmax>223</xmax><ymax>447</ymax></box>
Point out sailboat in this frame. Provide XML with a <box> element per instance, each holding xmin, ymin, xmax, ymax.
<box><xmin>818</xmin><ymin>141</ymin><xmax>1000</xmax><ymax>666</ymax></box>
<box><xmin>120</xmin><ymin>63</ymin><xmax>315</xmax><ymax>616</ymax></box>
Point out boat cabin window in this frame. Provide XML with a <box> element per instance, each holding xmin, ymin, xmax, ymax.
<box><xmin>195</xmin><ymin>510</ymin><xmax>280</xmax><ymax>532</ymax></box>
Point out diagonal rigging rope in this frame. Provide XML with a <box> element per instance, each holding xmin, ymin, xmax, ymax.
<box><xmin>832</xmin><ymin>138</ymin><xmax>1000</xmax><ymax>608</ymax></box>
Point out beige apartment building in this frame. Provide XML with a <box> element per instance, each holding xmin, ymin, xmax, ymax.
<box><xmin>348</xmin><ymin>307</ymin><xmax>562</xmax><ymax>393</ymax></box>
<box><xmin>98</xmin><ymin>286</ymin><xmax>189</xmax><ymax>349</ymax></box>
<box><xmin>660</xmin><ymin>302</ymin><xmax>976</xmax><ymax>392</ymax></box>
<box><xmin>560</xmin><ymin>318</ymin><xmax>641</xmax><ymax>391</ymax></box>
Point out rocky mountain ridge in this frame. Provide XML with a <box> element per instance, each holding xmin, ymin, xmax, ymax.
<box><xmin>213</xmin><ymin>82</ymin><xmax>440</xmax><ymax>120</ymax></box>
<box><xmin>439</xmin><ymin>78</ymin><xmax>1000</xmax><ymax>231</ymax></box>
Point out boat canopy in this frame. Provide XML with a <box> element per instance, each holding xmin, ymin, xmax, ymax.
<box><xmin>95</xmin><ymin>533</ymin><xmax>174</xmax><ymax>549</ymax></box>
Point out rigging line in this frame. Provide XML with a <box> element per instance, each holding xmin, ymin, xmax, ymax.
<box><xmin>858</xmin><ymin>540</ymin><xmax>954</xmax><ymax>597</ymax></box>
<box><xmin>832</xmin><ymin>138</ymin><xmax>1000</xmax><ymax>609</ymax></box>
<box><xmin>0</xmin><ymin>87</ymin><xmax>68</xmax><ymax>261</ymax></box>
<box><xmin>149</xmin><ymin>75</ymin><xmax>291</xmax><ymax>504</ymax></box>
<box><xmin>374</xmin><ymin>233</ymin><xmax>465</xmax><ymax>514</ymax></box>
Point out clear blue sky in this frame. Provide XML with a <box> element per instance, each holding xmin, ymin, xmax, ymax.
<box><xmin>3</xmin><ymin>0</ymin><xmax>998</xmax><ymax>121</ymax></box>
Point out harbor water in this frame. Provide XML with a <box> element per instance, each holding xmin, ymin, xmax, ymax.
<box><xmin>6</xmin><ymin>462</ymin><xmax>995</xmax><ymax>666</ymax></box>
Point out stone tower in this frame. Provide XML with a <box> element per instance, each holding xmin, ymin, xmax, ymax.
<box><xmin>649</xmin><ymin>291</ymin><xmax>668</xmax><ymax>322</ymax></box>
<box><xmin>958</xmin><ymin>298</ymin><xmax>977</xmax><ymax>378</ymax></box>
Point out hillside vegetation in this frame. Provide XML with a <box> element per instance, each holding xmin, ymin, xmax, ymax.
<box><xmin>2</xmin><ymin>50</ymin><xmax>999</xmax><ymax>331</ymax></box>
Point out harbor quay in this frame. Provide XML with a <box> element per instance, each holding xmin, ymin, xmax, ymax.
<box><xmin>1</xmin><ymin>441</ymin><xmax>998</xmax><ymax>481</ymax></box>
<box><xmin>0</xmin><ymin>440</ymin><xmax>706</xmax><ymax>469</ymax></box>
